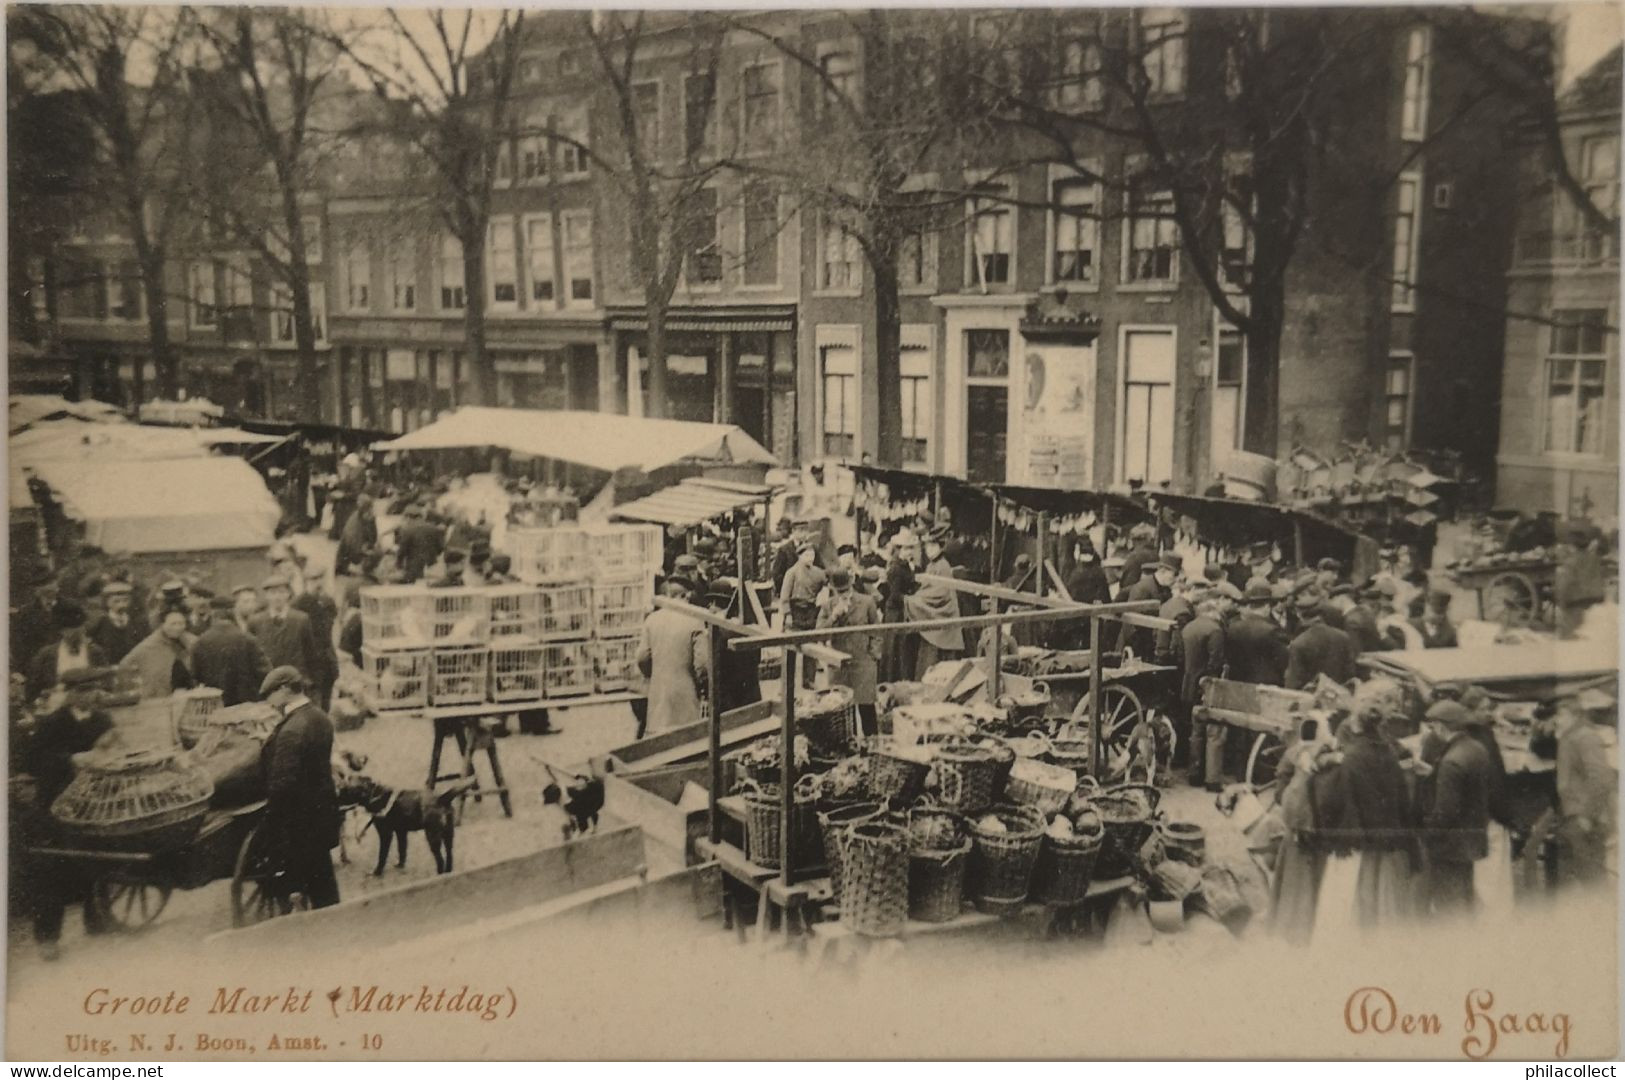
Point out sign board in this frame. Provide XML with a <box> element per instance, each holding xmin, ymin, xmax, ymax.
<box><xmin>1019</xmin><ymin>343</ymin><xmax>1094</xmax><ymax>488</ymax></box>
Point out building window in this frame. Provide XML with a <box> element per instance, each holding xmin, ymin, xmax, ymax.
<box><xmin>1400</xmin><ymin>26</ymin><xmax>1430</xmax><ymax>141</ymax></box>
<box><xmin>1052</xmin><ymin>36</ymin><xmax>1102</xmax><ymax>112</ymax></box>
<box><xmin>518</xmin><ymin>132</ymin><xmax>548</xmax><ymax>183</ymax></box>
<box><xmin>819</xmin><ymin>50</ymin><xmax>856</xmax><ymax>115</ymax></box>
<box><xmin>1544</xmin><ymin>309</ymin><xmax>1610</xmax><ymax>455</ymax></box>
<box><xmin>898</xmin><ymin>224</ymin><xmax>936</xmax><ymax>292</ymax></box>
<box><xmin>526</xmin><ymin>215</ymin><xmax>555</xmax><ymax>305</ymax></box>
<box><xmin>562</xmin><ymin>211</ymin><xmax>594</xmax><ymax>305</ymax></box>
<box><xmin>1138</xmin><ymin>8</ymin><xmax>1187</xmax><ymax>97</ymax></box>
<box><xmin>440</xmin><ymin>234</ymin><xmax>466</xmax><ymax>310</ymax></box>
<box><xmin>494</xmin><ymin>137</ymin><xmax>513</xmax><ymax>187</ymax></box>
<box><xmin>302</xmin><ymin>216</ymin><xmax>323</xmax><ymax>264</ymax></box>
<box><xmin>1121</xmin><ymin>328</ymin><xmax>1176</xmax><ymax>485</ymax></box>
<box><xmin>1213</xmin><ymin>325</ymin><xmax>1246</xmax><ymax>462</ymax></box>
<box><xmin>1051</xmin><ymin>175</ymin><xmax>1099</xmax><ymax>285</ymax></box>
<box><xmin>972</xmin><ymin>14</ymin><xmax>1022</xmax><ymax>95</ymax></box>
<box><xmin>900</xmin><ymin>335</ymin><xmax>932</xmax><ymax>465</ymax></box>
<box><xmin>819</xmin><ymin>342</ymin><xmax>857</xmax><ymax>458</ymax></box>
<box><xmin>1221</xmin><ymin>177</ymin><xmax>1254</xmax><ymax>290</ymax></box>
<box><xmin>389</xmin><ymin>245</ymin><xmax>416</xmax><ymax>311</ymax></box>
<box><xmin>684</xmin><ymin>72</ymin><xmax>717</xmax><ymax>158</ymax></box>
<box><xmin>270</xmin><ymin>284</ymin><xmax>323</xmax><ymax>345</ymax></box>
<box><xmin>344</xmin><ymin>242</ymin><xmax>370</xmax><ymax>312</ymax></box>
<box><xmin>740</xmin><ymin>62</ymin><xmax>781</xmax><ymax>151</ymax></box>
<box><xmin>684</xmin><ymin>187</ymin><xmax>721</xmax><ymax>285</ymax></box>
<box><xmin>1579</xmin><ymin>134</ymin><xmax>1619</xmax><ymax>261</ymax></box>
<box><xmin>966</xmin><ymin>328</ymin><xmax>1010</xmax><ymax>378</ymax></box>
<box><xmin>110</xmin><ymin>260</ymin><xmax>143</xmax><ymax>321</ymax></box>
<box><xmin>555</xmin><ymin>110</ymin><xmax>589</xmax><ymax>177</ymax></box>
<box><xmin>1124</xmin><ymin>184</ymin><xmax>1179</xmax><ymax>284</ymax></box>
<box><xmin>189</xmin><ymin>261</ymin><xmax>216</xmax><ymax>327</ymax></box>
<box><xmin>224</xmin><ymin>256</ymin><xmax>252</xmax><ymax>310</ymax></box>
<box><xmin>58</xmin><ymin>255</ymin><xmax>104</xmax><ymax>321</ymax></box>
<box><xmin>632</xmin><ymin>80</ymin><xmax>660</xmax><ymax>152</ymax></box>
<box><xmin>742</xmin><ymin>182</ymin><xmax>779</xmax><ymax>287</ymax></box>
<box><xmin>488</xmin><ymin>218</ymin><xmax>518</xmax><ymax>307</ymax></box>
<box><xmin>1384</xmin><ymin>353</ymin><xmax>1414</xmax><ymax>451</ymax></box>
<box><xmin>819</xmin><ymin>217</ymin><xmax>862</xmax><ymax>291</ymax></box>
<box><xmin>968</xmin><ymin>183</ymin><xmax>1013</xmax><ymax>288</ymax></box>
<box><xmin>1392</xmin><ymin>173</ymin><xmax>1421</xmax><ymax>311</ymax></box>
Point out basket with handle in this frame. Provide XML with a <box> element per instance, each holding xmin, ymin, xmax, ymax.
<box><xmin>1031</xmin><ymin>805</ymin><xmax>1106</xmax><ymax>905</ymax></box>
<box><xmin>968</xmin><ymin>735</ymin><xmax>1017</xmax><ymax>800</ymax></box>
<box><xmin>1003</xmin><ymin>757</ymin><xmax>1078</xmax><ymax>816</ymax></box>
<box><xmin>908</xmin><ymin>834</ymin><xmax>971</xmax><ymax>923</ymax></box>
<box><xmin>797</xmin><ymin>686</ymin><xmax>858</xmax><ymax>755</ymax></box>
<box><xmin>818</xmin><ymin>801</ymin><xmax>886</xmax><ymax>901</ymax></box>
<box><xmin>994</xmin><ymin>680</ymin><xmax>1052</xmax><ymax>726</ymax></box>
<box><xmin>172</xmin><ymin>687</ymin><xmax>225</xmax><ymax>750</ymax></box>
<box><xmin>50</xmin><ymin>748</ymin><xmax>214</xmax><ymax>852</ymax></box>
<box><xmin>864</xmin><ymin>740</ymin><xmax>933</xmax><ymax>805</ymax></box>
<box><xmin>740</xmin><ymin>777</ymin><xmax>820</xmax><ymax>872</ymax></box>
<box><xmin>930</xmin><ymin>741</ymin><xmax>1001</xmax><ymax>815</ymax></box>
<box><xmin>839</xmin><ymin>820</ymin><xmax>910</xmax><ymax>937</ymax></box>
<box><xmin>966</xmin><ymin>803</ymin><xmax>1045</xmax><ymax>916</ymax></box>
<box><xmin>1094</xmin><ymin>784</ymin><xmax>1161</xmax><ymax>880</ymax></box>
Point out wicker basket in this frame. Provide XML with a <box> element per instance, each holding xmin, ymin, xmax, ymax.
<box><xmin>818</xmin><ymin>801</ymin><xmax>886</xmax><ymax>900</ymax></box>
<box><xmin>839</xmin><ymin>821</ymin><xmax>910</xmax><ymax>937</ymax></box>
<box><xmin>1095</xmin><ymin>785</ymin><xmax>1160</xmax><ymax>880</ymax></box>
<box><xmin>173</xmin><ymin>687</ymin><xmax>224</xmax><ymax>750</ymax></box>
<box><xmin>1159</xmin><ymin>820</ymin><xmax>1206</xmax><ymax>866</ymax></box>
<box><xmin>908</xmin><ymin>837</ymin><xmax>971</xmax><ymax>923</ymax></box>
<box><xmin>931</xmin><ymin>742</ymin><xmax>1001</xmax><ymax>815</ymax></box>
<box><xmin>865</xmin><ymin>741</ymin><xmax>933</xmax><ymax>804</ymax></box>
<box><xmin>1004</xmin><ymin>757</ymin><xmax>1078</xmax><ymax>815</ymax></box>
<box><xmin>966</xmin><ymin>803</ymin><xmax>1045</xmax><ymax>916</ymax></box>
<box><xmin>798</xmin><ymin>686</ymin><xmax>858</xmax><ymax>754</ymax></box>
<box><xmin>189</xmin><ymin>702</ymin><xmax>278</xmax><ymax>756</ymax></box>
<box><xmin>1031</xmin><ymin>809</ymin><xmax>1106</xmax><ymax>905</ymax></box>
<box><xmin>741</xmin><ymin>780</ymin><xmax>819</xmax><ymax>872</ymax></box>
<box><xmin>994</xmin><ymin>681</ymin><xmax>1052</xmax><ymax>725</ymax></box>
<box><xmin>50</xmin><ymin>748</ymin><xmax>214</xmax><ymax>852</ymax></box>
<box><xmin>1042</xmin><ymin>736</ymin><xmax>1095</xmax><ymax>776</ymax></box>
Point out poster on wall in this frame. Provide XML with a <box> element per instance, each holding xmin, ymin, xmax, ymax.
<box><xmin>1020</xmin><ymin>343</ymin><xmax>1094</xmax><ymax>488</ymax></box>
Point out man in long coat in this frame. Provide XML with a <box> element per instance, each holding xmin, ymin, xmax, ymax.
<box><xmin>193</xmin><ymin>596</ymin><xmax>271</xmax><ymax>707</ymax></box>
<box><xmin>695</xmin><ymin>581</ymin><xmax>763</xmax><ymax>720</ymax></box>
<box><xmin>395</xmin><ymin>504</ymin><xmax>445</xmax><ymax>584</ymax></box>
<box><xmin>1226</xmin><ymin>581</ymin><xmax>1289</xmax><ymax>685</ymax></box>
<box><xmin>28</xmin><ymin>604</ymin><xmax>106</xmax><ymax>703</ymax></box>
<box><xmin>817</xmin><ymin>568</ymin><xmax>883</xmax><ymax>735</ymax></box>
<box><xmin>880</xmin><ymin>529</ymin><xmax>919</xmax><ymax>682</ymax></box>
<box><xmin>1284</xmin><ymin>591</ymin><xmax>1359</xmax><ymax>691</ymax></box>
<box><xmin>636</xmin><ymin>578</ymin><xmax>704</xmax><ymax>735</ymax></box>
<box><xmin>1422</xmin><ymin>700</ymin><xmax>1492</xmax><ymax>913</ymax></box>
<box><xmin>905</xmin><ymin>530</ymin><xmax>965</xmax><ymax>679</ymax></box>
<box><xmin>259</xmin><ymin>667</ymin><xmax>340</xmax><ymax>909</ymax></box>
<box><xmin>87</xmin><ymin>581</ymin><xmax>147</xmax><ymax>665</ymax></box>
<box><xmin>250</xmin><ymin>576</ymin><xmax>322</xmax><ymax>689</ymax></box>
<box><xmin>1181</xmin><ymin>595</ymin><xmax>1228</xmax><ymax>789</ymax></box>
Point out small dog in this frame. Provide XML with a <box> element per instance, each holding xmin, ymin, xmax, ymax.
<box><xmin>544</xmin><ymin>761</ymin><xmax>611</xmax><ymax>838</ymax></box>
<box><xmin>338</xmin><ymin>773</ymin><xmax>476</xmax><ymax>875</ymax></box>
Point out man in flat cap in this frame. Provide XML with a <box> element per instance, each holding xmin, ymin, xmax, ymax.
<box><xmin>251</xmin><ymin>576</ymin><xmax>322</xmax><ymax>693</ymax></box>
<box><xmin>193</xmin><ymin>595</ymin><xmax>271</xmax><ymax>707</ymax></box>
<box><xmin>259</xmin><ymin>666</ymin><xmax>340</xmax><ymax>909</ymax></box>
<box><xmin>1116</xmin><ymin>524</ymin><xmax>1160</xmax><ymax>594</ymax></box>
<box><xmin>88</xmin><ymin>581</ymin><xmax>147</xmax><ymax>665</ymax></box>
<box><xmin>1550</xmin><ymin>691</ymin><xmax>1617</xmax><ymax>886</ymax></box>
<box><xmin>23</xmin><ymin>666</ymin><xmax>119</xmax><ymax>958</ymax></box>
<box><xmin>1283</xmin><ymin>588</ymin><xmax>1358</xmax><ymax>691</ymax></box>
<box><xmin>1421</xmin><ymin>699</ymin><xmax>1493</xmax><ymax>913</ymax></box>
<box><xmin>395</xmin><ymin>502</ymin><xmax>445</xmax><ymax>584</ymax></box>
<box><xmin>27</xmin><ymin>603</ymin><xmax>107</xmax><ymax>704</ymax></box>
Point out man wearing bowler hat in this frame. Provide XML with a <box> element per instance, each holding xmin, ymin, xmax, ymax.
<box><xmin>1283</xmin><ymin>588</ymin><xmax>1358</xmax><ymax>691</ymax></box>
<box><xmin>193</xmin><ymin>595</ymin><xmax>271</xmax><ymax>707</ymax></box>
<box><xmin>1225</xmin><ymin>580</ymin><xmax>1289</xmax><ymax>686</ymax></box>
<box><xmin>259</xmin><ymin>666</ymin><xmax>340</xmax><ymax>909</ymax></box>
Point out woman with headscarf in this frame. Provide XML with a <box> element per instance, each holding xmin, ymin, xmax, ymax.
<box><xmin>119</xmin><ymin>604</ymin><xmax>197</xmax><ymax>700</ymax></box>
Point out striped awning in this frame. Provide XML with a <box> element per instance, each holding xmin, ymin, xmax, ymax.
<box><xmin>607</xmin><ymin>304</ymin><xmax>795</xmax><ymax>334</ymax></box>
<box><xmin>608</xmin><ymin>477</ymin><xmax>777</xmax><ymax>527</ymax></box>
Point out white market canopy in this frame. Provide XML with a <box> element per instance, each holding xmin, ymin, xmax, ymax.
<box><xmin>26</xmin><ymin>456</ymin><xmax>282</xmax><ymax>554</ymax></box>
<box><xmin>609</xmin><ymin>476</ymin><xmax>777</xmax><ymax>527</ymax></box>
<box><xmin>9</xmin><ymin>394</ymin><xmax>124</xmax><ymax>434</ymax></box>
<box><xmin>9</xmin><ymin>419</ymin><xmax>280</xmax><ymax>470</ymax></box>
<box><xmin>1359</xmin><ymin>638</ymin><xmax>1619</xmax><ymax>690</ymax></box>
<box><xmin>374</xmin><ymin>407</ymin><xmax>778</xmax><ymax>474</ymax></box>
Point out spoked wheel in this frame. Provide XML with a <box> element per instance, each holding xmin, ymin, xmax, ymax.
<box><xmin>1482</xmin><ymin>572</ymin><xmax>1537</xmax><ymax>628</ymax></box>
<box><xmin>91</xmin><ymin>877</ymin><xmax>172</xmax><ymax>932</ymax></box>
<box><xmin>230</xmin><ymin>823</ymin><xmax>309</xmax><ymax>928</ymax></box>
<box><xmin>1073</xmin><ymin>684</ymin><xmax>1157</xmax><ymax>782</ymax></box>
<box><xmin>1245</xmin><ymin>732</ymin><xmax>1286</xmax><ymax>789</ymax></box>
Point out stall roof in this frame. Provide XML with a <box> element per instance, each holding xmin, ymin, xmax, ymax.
<box><xmin>9</xmin><ymin>394</ymin><xmax>124</xmax><ymax>434</ymax></box>
<box><xmin>10</xmin><ymin>420</ymin><xmax>279</xmax><ymax>468</ymax></box>
<box><xmin>991</xmin><ymin>483</ymin><xmax>1153</xmax><ymax>524</ymax></box>
<box><xmin>1150</xmin><ymin>491</ymin><xmax>1365</xmax><ymax>550</ymax></box>
<box><xmin>609</xmin><ymin>477</ymin><xmax>777</xmax><ymax>527</ymax></box>
<box><xmin>1359</xmin><ymin>638</ymin><xmax>1618</xmax><ymax>689</ymax></box>
<box><xmin>375</xmin><ymin>407</ymin><xmax>778</xmax><ymax>473</ymax></box>
<box><xmin>28</xmin><ymin>456</ymin><xmax>282</xmax><ymax>554</ymax></box>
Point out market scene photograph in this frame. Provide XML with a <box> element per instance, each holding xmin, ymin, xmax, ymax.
<box><xmin>3</xmin><ymin>1</ymin><xmax>1621</xmax><ymax>1062</ymax></box>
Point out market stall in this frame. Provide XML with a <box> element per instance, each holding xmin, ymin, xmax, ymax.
<box><xmin>1148</xmin><ymin>491</ymin><xmax>1379</xmax><ymax>580</ymax></box>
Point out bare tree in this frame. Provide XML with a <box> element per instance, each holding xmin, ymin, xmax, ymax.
<box><xmin>12</xmin><ymin>5</ymin><xmax>200</xmax><ymax>401</ymax></box>
<box><xmin>576</xmin><ymin>11</ymin><xmax>730</xmax><ymax>419</ymax></box>
<box><xmin>336</xmin><ymin>8</ymin><xmax>526</xmax><ymax>407</ymax></box>
<box><xmin>190</xmin><ymin>6</ymin><xmax>352</xmax><ymax>421</ymax></box>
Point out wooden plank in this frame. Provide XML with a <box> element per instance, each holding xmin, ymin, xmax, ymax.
<box><xmin>695</xmin><ymin>837</ymin><xmax>775</xmax><ymax>886</ymax></box>
<box><xmin>614</xmin><ymin>713</ymin><xmax>779</xmax><ymax>772</ymax></box>
<box><xmin>397</xmin><ymin>693</ymin><xmax>642</xmax><ymax>721</ymax></box>
<box><xmin>729</xmin><ymin>599</ymin><xmax>1161</xmax><ymax>650</ymax></box>
<box><xmin>918</xmin><ymin>572</ymin><xmax>1072</xmax><ymax>609</ymax></box>
<box><xmin>708</xmin><ymin>625</ymin><xmax>725</xmax><ymax>845</ymax></box>
<box><xmin>654</xmin><ymin>595</ymin><xmax>847</xmax><ymax>665</ymax></box>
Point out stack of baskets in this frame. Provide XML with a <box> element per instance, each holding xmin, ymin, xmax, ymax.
<box><xmin>50</xmin><ymin>748</ymin><xmax>215</xmax><ymax>852</ymax></box>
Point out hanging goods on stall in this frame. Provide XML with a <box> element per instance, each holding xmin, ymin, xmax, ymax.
<box><xmin>907</xmin><ymin>809</ymin><xmax>971</xmax><ymax>923</ymax></box>
<box><xmin>863</xmin><ymin>740</ymin><xmax>933</xmax><ymax>804</ymax></box>
<box><xmin>172</xmin><ymin>687</ymin><xmax>225</xmax><ymax>750</ymax></box>
<box><xmin>966</xmin><ymin>803</ymin><xmax>1045</xmax><ymax>916</ymax></box>
<box><xmin>741</xmin><ymin>777</ymin><xmax>820</xmax><ymax>872</ymax></box>
<box><xmin>51</xmin><ymin>748</ymin><xmax>215</xmax><ymax>852</ymax></box>
<box><xmin>839</xmin><ymin>820</ymin><xmax>910</xmax><ymax>937</ymax></box>
<box><xmin>1094</xmin><ymin>784</ymin><xmax>1161</xmax><ymax>879</ymax></box>
<box><xmin>818</xmin><ymin>801</ymin><xmax>887</xmax><ymax>901</ymax></box>
<box><xmin>1003</xmin><ymin>757</ymin><xmax>1078</xmax><ymax>816</ymax></box>
<box><xmin>930</xmin><ymin>741</ymin><xmax>1001</xmax><ymax>815</ymax></box>
<box><xmin>1031</xmin><ymin>803</ymin><xmax>1106</xmax><ymax>905</ymax></box>
<box><xmin>796</xmin><ymin>686</ymin><xmax>859</xmax><ymax>755</ymax></box>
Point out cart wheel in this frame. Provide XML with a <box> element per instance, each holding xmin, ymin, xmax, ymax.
<box><xmin>231</xmin><ymin>823</ymin><xmax>309</xmax><ymax>928</ymax></box>
<box><xmin>1245</xmin><ymin>732</ymin><xmax>1285</xmax><ymax>788</ymax></box>
<box><xmin>1073</xmin><ymin>685</ymin><xmax>1147</xmax><ymax>779</ymax></box>
<box><xmin>1483</xmin><ymin>572</ymin><xmax>1537</xmax><ymax>628</ymax></box>
<box><xmin>91</xmin><ymin>877</ymin><xmax>172</xmax><ymax>932</ymax></box>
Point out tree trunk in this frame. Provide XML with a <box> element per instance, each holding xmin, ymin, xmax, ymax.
<box><xmin>871</xmin><ymin>252</ymin><xmax>904</xmax><ymax>467</ymax></box>
<box><xmin>1241</xmin><ymin>295</ymin><xmax>1282</xmax><ymax>456</ymax></box>
<box><xmin>461</xmin><ymin>233</ymin><xmax>495</xmax><ymax>406</ymax></box>
<box><xmin>281</xmin><ymin>192</ymin><xmax>322</xmax><ymax>422</ymax></box>
<box><xmin>644</xmin><ymin>296</ymin><xmax>669</xmax><ymax>419</ymax></box>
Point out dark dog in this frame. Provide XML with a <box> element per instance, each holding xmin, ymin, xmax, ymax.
<box><xmin>545</xmin><ymin>762</ymin><xmax>611</xmax><ymax>837</ymax></box>
<box><xmin>338</xmin><ymin>774</ymin><xmax>476</xmax><ymax>875</ymax></box>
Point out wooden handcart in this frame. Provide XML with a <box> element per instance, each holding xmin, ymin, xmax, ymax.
<box><xmin>23</xmin><ymin>800</ymin><xmax>307</xmax><ymax>932</ymax></box>
<box><xmin>1191</xmin><ymin>678</ymin><xmax>1317</xmax><ymax>787</ymax></box>
<box><xmin>1448</xmin><ymin>558</ymin><xmax>1561</xmax><ymax>628</ymax></box>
